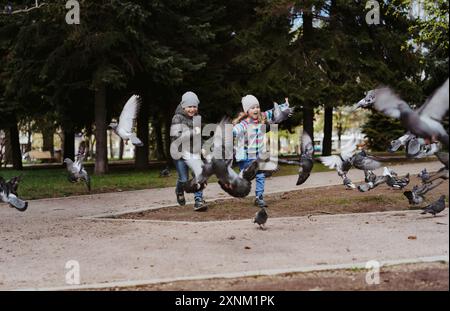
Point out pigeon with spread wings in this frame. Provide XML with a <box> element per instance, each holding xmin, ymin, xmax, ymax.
<box><xmin>109</xmin><ymin>95</ymin><xmax>144</xmax><ymax>147</ymax></box>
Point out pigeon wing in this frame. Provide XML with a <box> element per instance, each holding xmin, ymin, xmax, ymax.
<box><xmin>417</xmin><ymin>79</ymin><xmax>449</xmax><ymax>122</ymax></box>
<box><xmin>340</xmin><ymin>137</ymin><xmax>357</xmax><ymax>161</ymax></box>
<box><xmin>118</xmin><ymin>95</ymin><xmax>141</xmax><ymax>133</ymax></box>
<box><xmin>319</xmin><ymin>155</ymin><xmax>343</xmax><ymax>169</ymax></box>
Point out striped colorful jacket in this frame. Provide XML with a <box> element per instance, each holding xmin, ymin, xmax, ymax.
<box><xmin>233</xmin><ymin>103</ymin><xmax>288</xmax><ymax>162</ymax></box>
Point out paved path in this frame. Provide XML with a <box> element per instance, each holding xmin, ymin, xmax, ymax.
<box><xmin>0</xmin><ymin>161</ymin><xmax>447</xmax><ymax>290</ymax></box>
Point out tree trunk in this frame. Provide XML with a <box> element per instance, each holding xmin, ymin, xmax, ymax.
<box><xmin>322</xmin><ymin>106</ymin><xmax>333</xmax><ymax>156</ymax></box>
<box><xmin>164</xmin><ymin>117</ymin><xmax>172</xmax><ymax>162</ymax></box>
<box><xmin>9</xmin><ymin>118</ymin><xmax>23</xmax><ymax>170</ymax></box>
<box><xmin>63</xmin><ymin>129</ymin><xmax>75</xmax><ymax>162</ymax></box>
<box><xmin>154</xmin><ymin>117</ymin><xmax>166</xmax><ymax>160</ymax></box>
<box><xmin>302</xmin><ymin>107</ymin><xmax>314</xmax><ymax>145</ymax></box>
<box><xmin>109</xmin><ymin>130</ymin><xmax>114</xmax><ymax>160</ymax></box>
<box><xmin>135</xmin><ymin>96</ymin><xmax>149</xmax><ymax>170</ymax></box>
<box><xmin>42</xmin><ymin>127</ymin><xmax>54</xmax><ymax>158</ymax></box>
<box><xmin>94</xmin><ymin>84</ymin><xmax>108</xmax><ymax>174</ymax></box>
<box><xmin>119</xmin><ymin>138</ymin><xmax>124</xmax><ymax>160</ymax></box>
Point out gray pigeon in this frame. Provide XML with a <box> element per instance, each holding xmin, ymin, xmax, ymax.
<box><xmin>159</xmin><ymin>167</ymin><xmax>171</xmax><ymax>177</ymax></box>
<box><xmin>358</xmin><ymin>175</ymin><xmax>387</xmax><ymax>192</ymax></box>
<box><xmin>183</xmin><ymin>154</ymin><xmax>214</xmax><ymax>193</ymax></box>
<box><xmin>270</xmin><ymin>98</ymin><xmax>294</xmax><ymax>124</ymax></box>
<box><xmin>383</xmin><ymin>167</ymin><xmax>410</xmax><ymax>189</ymax></box>
<box><xmin>64</xmin><ymin>142</ymin><xmax>91</xmax><ymax>191</ymax></box>
<box><xmin>404</xmin><ymin>180</ymin><xmax>444</xmax><ymax>205</ymax></box>
<box><xmin>352</xmin><ymin>150</ymin><xmax>382</xmax><ymax>171</ymax></box>
<box><xmin>319</xmin><ymin>138</ymin><xmax>357</xmax><ymax>189</ymax></box>
<box><xmin>0</xmin><ymin>177</ymin><xmax>28</xmax><ymax>212</ymax></box>
<box><xmin>109</xmin><ymin>95</ymin><xmax>144</xmax><ymax>147</ymax></box>
<box><xmin>5</xmin><ymin>175</ymin><xmax>21</xmax><ymax>196</ymax></box>
<box><xmin>389</xmin><ymin>132</ymin><xmax>415</xmax><ymax>152</ymax></box>
<box><xmin>254</xmin><ymin>207</ymin><xmax>268</xmax><ymax>229</ymax></box>
<box><xmin>418</xmin><ymin>168</ymin><xmax>430</xmax><ymax>183</ymax></box>
<box><xmin>421</xmin><ymin>195</ymin><xmax>446</xmax><ymax>216</ymax></box>
<box><xmin>296</xmin><ymin>132</ymin><xmax>314</xmax><ymax>185</ymax></box>
<box><xmin>355</xmin><ymin>79</ymin><xmax>449</xmax><ymax>147</ymax></box>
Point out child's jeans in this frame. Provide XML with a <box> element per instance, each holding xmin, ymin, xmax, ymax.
<box><xmin>173</xmin><ymin>159</ymin><xmax>203</xmax><ymax>201</ymax></box>
<box><xmin>238</xmin><ymin>159</ymin><xmax>265</xmax><ymax>198</ymax></box>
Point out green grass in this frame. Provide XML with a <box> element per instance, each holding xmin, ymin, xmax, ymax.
<box><xmin>0</xmin><ymin>163</ymin><xmax>333</xmax><ymax>200</ymax></box>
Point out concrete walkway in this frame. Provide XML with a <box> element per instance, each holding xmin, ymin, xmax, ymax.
<box><xmin>0</xmin><ymin>161</ymin><xmax>447</xmax><ymax>290</ymax></box>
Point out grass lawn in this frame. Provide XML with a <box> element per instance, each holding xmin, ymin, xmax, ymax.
<box><xmin>0</xmin><ymin>162</ymin><xmax>332</xmax><ymax>200</ymax></box>
<box><xmin>0</xmin><ymin>153</ymin><xmax>438</xmax><ymax>200</ymax></box>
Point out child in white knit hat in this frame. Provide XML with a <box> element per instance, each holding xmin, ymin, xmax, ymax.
<box><xmin>232</xmin><ymin>94</ymin><xmax>291</xmax><ymax>208</ymax></box>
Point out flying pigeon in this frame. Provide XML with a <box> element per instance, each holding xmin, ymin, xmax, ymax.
<box><xmin>355</xmin><ymin>79</ymin><xmax>449</xmax><ymax>147</ymax></box>
<box><xmin>403</xmin><ymin>180</ymin><xmax>444</xmax><ymax>205</ymax></box>
<box><xmin>421</xmin><ymin>195</ymin><xmax>446</xmax><ymax>216</ymax></box>
<box><xmin>64</xmin><ymin>142</ymin><xmax>91</xmax><ymax>191</ymax></box>
<box><xmin>319</xmin><ymin>138</ymin><xmax>357</xmax><ymax>189</ymax></box>
<box><xmin>109</xmin><ymin>95</ymin><xmax>144</xmax><ymax>147</ymax></box>
<box><xmin>0</xmin><ymin>177</ymin><xmax>28</xmax><ymax>212</ymax></box>
<box><xmin>270</xmin><ymin>98</ymin><xmax>294</xmax><ymax>124</ymax></box>
<box><xmin>254</xmin><ymin>207</ymin><xmax>268</xmax><ymax>230</ymax></box>
<box><xmin>294</xmin><ymin>132</ymin><xmax>314</xmax><ymax>185</ymax></box>
<box><xmin>182</xmin><ymin>152</ymin><xmax>215</xmax><ymax>193</ymax></box>
<box><xmin>352</xmin><ymin>150</ymin><xmax>382</xmax><ymax>172</ymax></box>
<box><xmin>389</xmin><ymin>132</ymin><xmax>415</xmax><ymax>152</ymax></box>
<box><xmin>383</xmin><ymin>167</ymin><xmax>410</xmax><ymax>189</ymax></box>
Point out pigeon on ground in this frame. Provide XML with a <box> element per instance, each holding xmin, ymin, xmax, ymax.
<box><xmin>355</xmin><ymin>79</ymin><xmax>449</xmax><ymax>147</ymax></box>
<box><xmin>418</xmin><ymin>168</ymin><xmax>431</xmax><ymax>183</ymax></box>
<box><xmin>319</xmin><ymin>138</ymin><xmax>357</xmax><ymax>189</ymax></box>
<box><xmin>358</xmin><ymin>174</ymin><xmax>387</xmax><ymax>192</ymax></box>
<box><xmin>270</xmin><ymin>98</ymin><xmax>294</xmax><ymax>124</ymax></box>
<box><xmin>295</xmin><ymin>132</ymin><xmax>314</xmax><ymax>185</ymax></box>
<box><xmin>403</xmin><ymin>180</ymin><xmax>444</xmax><ymax>205</ymax></box>
<box><xmin>0</xmin><ymin>177</ymin><xmax>28</xmax><ymax>212</ymax></box>
<box><xmin>383</xmin><ymin>167</ymin><xmax>410</xmax><ymax>189</ymax></box>
<box><xmin>109</xmin><ymin>95</ymin><xmax>144</xmax><ymax>147</ymax></box>
<box><xmin>421</xmin><ymin>195</ymin><xmax>446</xmax><ymax>216</ymax></box>
<box><xmin>159</xmin><ymin>167</ymin><xmax>171</xmax><ymax>177</ymax></box>
<box><xmin>254</xmin><ymin>207</ymin><xmax>268</xmax><ymax>229</ymax></box>
<box><xmin>64</xmin><ymin>142</ymin><xmax>91</xmax><ymax>191</ymax></box>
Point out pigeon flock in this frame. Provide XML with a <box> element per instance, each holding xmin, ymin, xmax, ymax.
<box><xmin>1</xmin><ymin>80</ymin><xmax>448</xmax><ymax>226</ymax></box>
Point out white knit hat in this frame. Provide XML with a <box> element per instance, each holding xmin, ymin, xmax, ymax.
<box><xmin>181</xmin><ymin>91</ymin><xmax>200</xmax><ymax>108</ymax></box>
<box><xmin>241</xmin><ymin>94</ymin><xmax>259</xmax><ymax>113</ymax></box>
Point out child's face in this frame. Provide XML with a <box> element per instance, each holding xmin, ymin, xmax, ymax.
<box><xmin>184</xmin><ymin>106</ymin><xmax>198</xmax><ymax>117</ymax></box>
<box><xmin>247</xmin><ymin>105</ymin><xmax>260</xmax><ymax>119</ymax></box>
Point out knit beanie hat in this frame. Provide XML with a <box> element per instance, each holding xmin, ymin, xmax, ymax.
<box><xmin>241</xmin><ymin>95</ymin><xmax>259</xmax><ymax>113</ymax></box>
<box><xmin>181</xmin><ymin>91</ymin><xmax>200</xmax><ymax>108</ymax></box>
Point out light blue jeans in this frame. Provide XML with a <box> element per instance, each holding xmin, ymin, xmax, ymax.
<box><xmin>174</xmin><ymin>159</ymin><xmax>203</xmax><ymax>201</ymax></box>
<box><xmin>238</xmin><ymin>159</ymin><xmax>265</xmax><ymax>198</ymax></box>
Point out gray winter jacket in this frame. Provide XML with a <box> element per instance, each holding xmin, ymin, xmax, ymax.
<box><xmin>170</xmin><ymin>104</ymin><xmax>202</xmax><ymax>154</ymax></box>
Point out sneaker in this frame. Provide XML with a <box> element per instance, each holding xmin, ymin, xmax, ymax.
<box><xmin>254</xmin><ymin>195</ymin><xmax>268</xmax><ymax>208</ymax></box>
<box><xmin>193</xmin><ymin>199</ymin><xmax>208</xmax><ymax>212</ymax></box>
<box><xmin>176</xmin><ymin>190</ymin><xmax>186</xmax><ymax>206</ymax></box>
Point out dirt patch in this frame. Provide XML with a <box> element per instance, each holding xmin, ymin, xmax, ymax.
<box><xmin>112</xmin><ymin>176</ymin><xmax>448</xmax><ymax>222</ymax></box>
<box><xmin>97</xmin><ymin>262</ymin><xmax>449</xmax><ymax>291</ymax></box>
